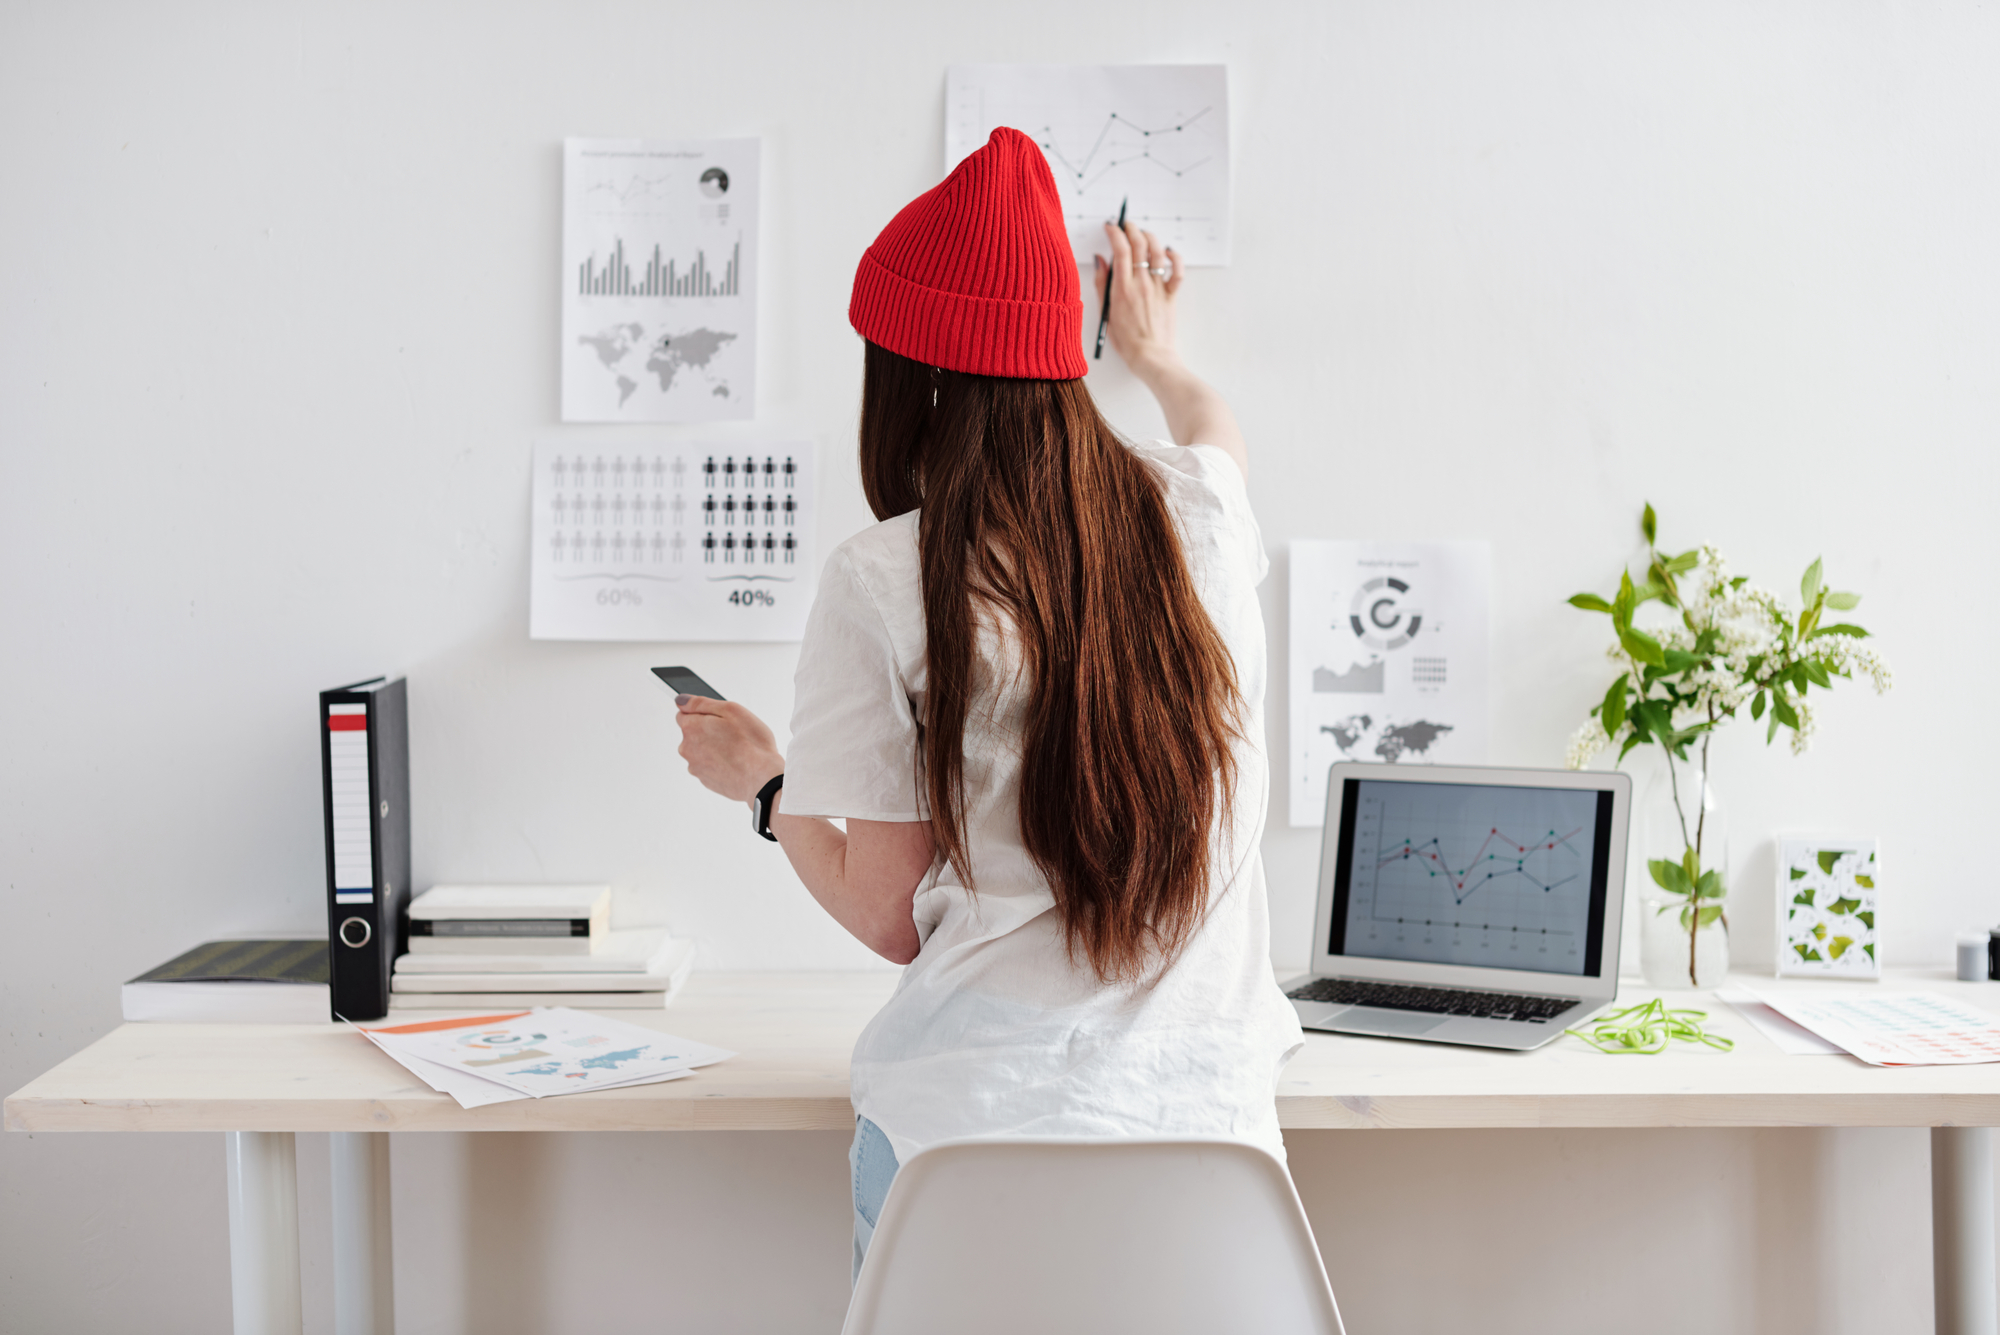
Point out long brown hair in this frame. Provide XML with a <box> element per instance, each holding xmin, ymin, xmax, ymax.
<box><xmin>859</xmin><ymin>342</ymin><xmax>1244</xmax><ymax>984</ymax></box>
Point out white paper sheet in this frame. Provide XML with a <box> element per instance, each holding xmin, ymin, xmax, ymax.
<box><xmin>368</xmin><ymin>1007</ymin><xmax>734</xmax><ymax>1098</ymax></box>
<box><xmin>1715</xmin><ymin>989</ymin><xmax>1846</xmax><ymax>1055</ymax></box>
<box><xmin>350</xmin><ymin>1014</ymin><xmax>531</xmax><ymax>1108</ymax></box>
<box><xmin>1288</xmin><ymin>541</ymin><xmax>1491</xmax><ymax>826</ymax></box>
<box><xmin>1749</xmin><ymin>991</ymin><xmax>2000</xmax><ymax>1066</ymax></box>
<box><xmin>561</xmin><ymin>137</ymin><xmax>758</xmax><ymax>422</ymax></box>
<box><xmin>946</xmin><ymin>65</ymin><xmax>1231</xmax><ymax>266</ymax></box>
<box><xmin>529</xmin><ymin>441</ymin><xmax>816</xmax><ymax>641</ymax></box>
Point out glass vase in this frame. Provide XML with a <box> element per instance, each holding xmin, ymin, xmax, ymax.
<box><xmin>1634</xmin><ymin>758</ymin><xmax>1730</xmax><ymax>989</ymax></box>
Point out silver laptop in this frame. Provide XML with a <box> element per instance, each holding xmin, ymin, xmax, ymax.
<box><xmin>1282</xmin><ymin>762</ymin><xmax>1630</xmax><ymax>1051</ymax></box>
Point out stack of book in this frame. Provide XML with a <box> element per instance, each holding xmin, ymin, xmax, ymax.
<box><xmin>390</xmin><ymin>885</ymin><xmax>694</xmax><ymax>1011</ymax></box>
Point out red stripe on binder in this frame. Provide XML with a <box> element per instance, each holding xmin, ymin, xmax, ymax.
<box><xmin>328</xmin><ymin>714</ymin><xmax>368</xmax><ymax>731</ymax></box>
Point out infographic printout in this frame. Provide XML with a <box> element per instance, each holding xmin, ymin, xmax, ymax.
<box><xmin>365</xmin><ymin>1008</ymin><xmax>735</xmax><ymax>1099</ymax></box>
<box><xmin>1289</xmin><ymin>541</ymin><xmax>1491</xmax><ymax>826</ymax></box>
<box><xmin>529</xmin><ymin>441</ymin><xmax>816</xmax><ymax>642</ymax></box>
<box><xmin>1341</xmin><ymin>780</ymin><xmax>1600</xmax><ymax>976</ymax></box>
<box><xmin>1749</xmin><ymin>992</ymin><xmax>2000</xmax><ymax>1066</ymax></box>
<box><xmin>561</xmin><ymin>137</ymin><xmax>758</xmax><ymax>422</ymax></box>
<box><xmin>946</xmin><ymin>65</ymin><xmax>1231</xmax><ymax>266</ymax></box>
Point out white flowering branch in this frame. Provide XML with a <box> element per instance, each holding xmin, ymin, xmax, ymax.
<box><xmin>1563</xmin><ymin>504</ymin><xmax>1892</xmax><ymax>985</ymax></box>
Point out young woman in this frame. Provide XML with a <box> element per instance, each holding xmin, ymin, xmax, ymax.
<box><xmin>673</xmin><ymin>127</ymin><xmax>1302</xmax><ymax>1276</ymax></box>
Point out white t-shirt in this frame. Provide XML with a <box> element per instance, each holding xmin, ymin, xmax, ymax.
<box><xmin>785</xmin><ymin>440</ymin><xmax>1303</xmax><ymax>1166</ymax></box>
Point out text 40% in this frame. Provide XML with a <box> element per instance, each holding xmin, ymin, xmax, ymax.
<box><xmin>728</xmin><ymin>589</ymin><xmax>777</xmax><ymax>609</ymax></box>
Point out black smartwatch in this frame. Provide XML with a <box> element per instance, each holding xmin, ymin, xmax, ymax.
<box><xmin>751</xmin><ymin>773</ymin><xmax>785</xmax><ymax>842</ymax></box>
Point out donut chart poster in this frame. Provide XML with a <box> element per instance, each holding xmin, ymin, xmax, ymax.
<box><xmin>1288</xmin><ymin>541</ymin><xmax>1492</xmax><ymax>826</ymax></box>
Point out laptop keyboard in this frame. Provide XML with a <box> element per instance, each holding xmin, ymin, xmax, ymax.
<box><xmin>1285</xmin><ymin>977</ymin><xmax>1580</xmax><ymax>1024</ymax></box>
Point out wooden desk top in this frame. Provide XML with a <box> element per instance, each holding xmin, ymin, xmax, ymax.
<box><xmin>8</xmin><ymin>971</ymin><xmax>1998</xmax><ymax>1134</ymax></box>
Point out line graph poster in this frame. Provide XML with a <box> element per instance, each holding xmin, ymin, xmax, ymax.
<box><xmin>561</xmin><ymin>138</ymin><xmax>758</xmax><ymax>423</ymax></box>
<box><xmin>1289</xmin><ymin>541</ymin><xmax>1491</xmax><ymax>825</ymax></box>
<box><xmin>529</xmin><ymin>440</ymin><xmax>815</xmax><ymax>642</ymax></box>
<box><xmin>1347</xmin><ymin>780</ymin><xmax>1599</xmax><ymax>975</ymax></box>
<box><xmin>946</xmin><ymin>65</ymin><xmax>1231</xmax><ymax>266</ymax></box>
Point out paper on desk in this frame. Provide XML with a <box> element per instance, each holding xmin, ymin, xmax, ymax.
<box><xmin>351</xmin><ymin>1012</ymin><xmax>534</xmax><ymax>1108</ymax></box>
<box><xmin>369</xmin><ymin>1007</ymin><xmax>734</xmax><ymax>1098</ymax></box>
<box><xmin>1716</xmin><ymin>990</ymin><xmax>1846</xmax><ymax>1055</ymax></box>
<box><xmin>1749</xmin><ymin>991</ymin><xmax>2000</xmax><ymax>1066</ymax></box>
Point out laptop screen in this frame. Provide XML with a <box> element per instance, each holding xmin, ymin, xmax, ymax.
<box><xmin>1327</xmin><ymin>778</ymin><xmax>1615</xmax><ymax>978</ymax></box>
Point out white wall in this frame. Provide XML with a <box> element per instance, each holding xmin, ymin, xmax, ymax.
<box><xmin>4</xmin><ymin>2</ymin><xmax>1996</xmax><ymax>1331</ymax></box>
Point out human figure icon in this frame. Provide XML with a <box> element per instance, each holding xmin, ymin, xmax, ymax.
<box><xmin>650</xmin><ymin>531</ymin><xmax>665</xmax><ymax>563</ymax></box>
<box><xmin>723</xmin><ymin>533</ymin><xmax>737</xmax><ymax>563</ymax></box>
<box><xmin>591</xmin><ymin>531</ymin><xmax>606</xmax><ymax>562</ymax></box>
<box><xmin>592</xmin><ymin>455</ymin><xmax>607</xmax><ymax>488</ymax></box>
<box><xmin>702</xmin><ymin>494</ymin><xmax>717</xmax><ymax>526</ymax></box>
<box><xmin>651</xmin><ymin>494</ymin><xmax>665</xmax><ymax>526</ymax></box>
<box><xmin>703</xmin><ymin>455</ymin><xmax>717</xmax><ymax>486</ymax></box>
<box><xmin>550</xmin><ymin>530</ymin><xmax>566</xmax><ymax>563</ymax></box>
<box><xmin>591</xmin><ymin>494</ymin><xmax>606</xmax><ymax>526</ymax></box>
<box><xmin>702</xmin><ymin>532</ymin><xmax>716</xmax><ymax>563</ymax></box>
<box><xmin>782</xmin><ymin>494</ymin><xmax>797</xmax><ymax>525</ymax></box>
<box><xmin>672</xmin><ymin>493</ymin><xmax>686</xmax><ymax>525</ymax></box>
<box><xmin>611</xmin><ymin>532</ymin><xmax>625</xmax><ymax>562</ymax></box>
<box><xmin>723</xmin><ymin>456</ymin><xmax>737</xmax><ymax>487</ymax></box>
<box><xmin>782</xmin><ymin>532</ymin><xmax>797</xmax><ymax>563</ymax></box>
<box><xmin>782</xmin><ymin>455</ymin><xmax>796</xmax><ymax>487</ymax></box>
<box><xmin>762</xmin><ymin>532</ymin><xmax>777</xmax><ymax>563</ymax></box>
<box><xmin>723</xmin><ymin>494</ymin><xmax>736</xmax><ymax>526</ymax></box>
<box><xmin>612</xmin><ymin>456</ymin><xmax>626</xmax><ymax>489</ymax></box>
<box><xmin>672</xmin><ymin>530</ymin><xmax>685</xmax><ymax>562</ymax></box>
<box><xmin>552</xmin><ymin>457</ymin><xmax>568</xmax><ymax>489</ymax></box>
<box><xmin>672</xmin><ymin>455</ymin><xmax>686</xmax><ymax>485</ymax></box>
<box><xmin>651</xmin><ymin>457</ymin><xmax>666</xmax><ymax>489</ymax></box>
<box><xmin>762</xmin><ymin>494</ymin><xmax>776</xmax><ymax>525</ymax></box>
<box><xmin>570</xmin><ymin>531</ymin><xmax>587</xmax><ymax>562</ymax></box>
<box><xmin>762</xmin><ymin>456</ymin><xmax>777</xmax><ymax>486</ymax></box>
<box><xmin>551</xmin><ymin>493</ymin><xmax>568</xmax><ymax>524</ymax></box>
<box><xmin>611</xmin><ymin>494</ymin><xmax>626</xmax><ymax>526</ymax></box>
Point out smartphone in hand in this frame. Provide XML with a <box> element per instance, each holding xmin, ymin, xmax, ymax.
<box><xmin>651</xmin><ymin>666</ymin><xmax>725</xmax><ymax>701</ymax></box>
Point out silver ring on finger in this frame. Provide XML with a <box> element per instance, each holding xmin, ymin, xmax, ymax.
<box><xmin>1150</xmin><ymin>266</ymin><xmax>1172</xmax><ymax>279</ymax></box>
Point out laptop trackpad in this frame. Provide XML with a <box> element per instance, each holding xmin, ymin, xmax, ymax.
<box><xmin>1338</xmin><ymin>1007</ymin><xmax>1449</xmax><ymax>1037</ymax></box>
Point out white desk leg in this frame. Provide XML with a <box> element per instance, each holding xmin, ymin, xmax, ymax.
<box><xmin>1933</xmin><ymin>1126</ymin><xmax>1998</xmax><ymax>1335</ymax></box>
<box><xmin>330</xmin><ymin>1131</ymin><xmax>396</xmax><ymax>1335</ymax></box>
<box><xmin>224</xmin><ymin>1131</ymin><xmax>303</xmax><ymax>1335</ymax></box>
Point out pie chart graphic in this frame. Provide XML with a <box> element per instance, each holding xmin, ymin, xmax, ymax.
<box><xmin>699</xmin><ymin>167</ymin><xmax>730</xmax><ymax>198</ymax></box>
<box><xmin>1349</xmin><ymin>576</ymin><xmax>1424</xmax><ymax>651</ymax></box>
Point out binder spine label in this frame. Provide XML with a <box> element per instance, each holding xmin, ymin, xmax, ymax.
<box><xmin>327</xmin><ymin>704</ymin><xmax>375</xmax><ymax>904</ymax></box>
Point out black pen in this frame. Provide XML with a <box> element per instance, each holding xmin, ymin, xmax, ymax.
<box><xmin>1093</xmin><ymin>197</ymin><xmax>1127</xmax><ymax>360</ymax></box>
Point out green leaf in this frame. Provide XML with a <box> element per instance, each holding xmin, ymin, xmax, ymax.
<box><xmin>1697</xmin><ymin>870</ymin><xmax>1725</xmax><ymax>899</ymax></box>
<box><xmin>1788</xmin><ymin>866</ymin><xmax>1806</xmax><ymax>880</ymax></box>
<box><xmin>1696</xmin><ymin>905</ymin><xmax>1723</xmax><ymax>928</ymax></box>
<box><xmin>1864</xmin><ymin>943</ymin><xmax>1875</xmax><ymax>962</ymax></box>
<box><xmin>1766</xmin><ymin>711</ymin><xmax>1781</xmax><ymax>744</ymax></box>
<box><xmin>1854</xmin><ymin>875</ymin><xmax>1874</xmax><ymax>889</ymax></box>
<box><xmin>1642</xmin><ymin>503</ymin><xmax>1657</xmax><ymax>545</ymax></box>
<box><xmin>1792</xmin><ymin>888</ymin><xmax>1815</xmax><ymax>906</ymax></box>
<box><xmin>1801</xmin><ymin>557</ymin><xmax>1824</xmax><ymax>606</ymax></box>
<box><xmin>1825</xmin><ymin>591</ymin><xmax>1861</xmax><ymax>610</ymax></box>
<box><xmin>1661</xmin><ymin>649</ymin><xmax>1700</xmax><ymax>673</ymax></box>
<box><xmin>1857</xmin><ymin>911</ymin><xmax>1874</xmax><ymax>930</ymax></box>
<box><xmin>1828</xmin><ymin>896</ymin><xmax>1862</xmax><ymax>916</ymax></box>
<box><xmin>1682</xmin><ymin>848</ymin><xmax>1701</xmax><ymax>885</ymax></box>
<box><xmin>1621</xmin><ymin>627</ymin><xmax>1667</xmax><ymax>666</ymax></box>
<box><xmin>1665</xmin><ymin>550</ymin><xmax>1700</xmax><ymax>575</ymax></box>
<box><xmin>1811</xmin><ymin>623</ymin><xmax>1870</xmax><ymax>640</ymax></box>
<box><xmin>1751</xmin><ymin>692</ymin><xmax>1767</xmax><ymax>721</ymax></box>
<box><xmin>1569</xmin><ymin>593</ymin><xmax>1613</xmax><ymax>613</ymax></box>
<box><xmin>1828</xmin><ymin>936</ymin><xmax>1854</xmax><ymax>960</ymax></box>
<box><xmin>1601</xmin><ymin>674</ymin><xmax>1629</xmax><ymax>736</ymax></box>
<box><xmin>1772</xmin><ymin>693</ymin><xmax>1799</xmax><ymax>729</ymax></box>
<box><xmin>1811</xmin><ymin>923</ymin><xmax>1827</xmax><ymax>941</ymax></box>
<box><xmin>1633</xmin><ymin>580</ymin><xmax>1668</xmax><ymax>605</ymax></box>
<box><xmin>1648</xmin><ymin>858</ymin><xmax>1693</xmax><ymax>895</ymax></box>
<box><xmin>1816</xmin><ymin>850</ymin><xmax>1842</xmax><ymax>875</ymax></box>
<box><xmin>1804</xmin><ymin>659</ymin><xmax>1833</xmax><ymax>689</ymax></box>
<box><xmin>1794</xmin><ymin>943</ymin><xmax>1821</xmax><ymax>962</ymax></box>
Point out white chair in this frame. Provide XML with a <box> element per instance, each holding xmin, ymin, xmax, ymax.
<box><xmin>842</xmin><ymin>1137</ymin><xmax>1347</xmax><ymax>1335</ymax></box>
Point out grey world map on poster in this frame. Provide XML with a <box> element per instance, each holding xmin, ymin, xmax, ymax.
<box><xmin>1321</xmin><ymin>714</ymin><xmax>1455</xmax><ymax>764</ymax></box>
<box><xmin>576</xmin><ymin>323</ymin><xmax>738</xmax><ymax>407</ymax></box>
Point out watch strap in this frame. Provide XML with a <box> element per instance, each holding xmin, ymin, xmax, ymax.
<box><xmin>751</xmin><ymin>772</ymin><xmax>785</xmax><ymax>842</ymax></box>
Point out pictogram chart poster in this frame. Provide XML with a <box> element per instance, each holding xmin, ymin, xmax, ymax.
<box><xmin>946</xmin><ymin>65</ymin><xmax>1231</xmax><ymax>266</ymax></box>
<box><xmin>529</xmin><ymin>441</ymin><xmax>816</xmax><ymax>642</ymax></box>
<box><xmin>1288</xmin><ymin>541</ymin><xmax>1492</xmax><ymax>826</ymax></box>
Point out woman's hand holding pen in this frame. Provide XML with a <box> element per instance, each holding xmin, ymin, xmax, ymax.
<box><xmin>1092</xmin><ymin>219</ymin><xmax>1248</xmax><ymax>478</ymax></box>
<box><xmin>1094</xmin><ymin>220</ymin><xmax>1183</xmax><ymax>378</ymax></box>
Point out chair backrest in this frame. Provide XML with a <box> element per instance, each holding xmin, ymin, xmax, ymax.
<box><xmin>842</xmin><ymin>1137</ymin><xmax>1346</xmax><ymax>1335</ymax></box>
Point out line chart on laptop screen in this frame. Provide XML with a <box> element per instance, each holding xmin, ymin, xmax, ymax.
<box><xmin>1346</xmin><ymin>781</ymin><xmax>1600</xmax><ymax>974</ymax></box>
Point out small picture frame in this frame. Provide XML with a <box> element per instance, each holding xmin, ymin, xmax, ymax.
<box><xmin>1776</xmin><ymin>836</ymin><xmax>1880</xmax><ymax>978</ymax></box>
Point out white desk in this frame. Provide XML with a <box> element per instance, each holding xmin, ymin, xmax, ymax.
<box><xmin>9</xmin><ymin>970</ymin><xmax>1999</xmax><ymax>1334</ymax></box>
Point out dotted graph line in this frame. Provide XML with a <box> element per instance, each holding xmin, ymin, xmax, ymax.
<box><xmin>1037</xmin><ymin>108</ymin><xmax>1215</xmax><ymax>194</ymax></box>
<box><xmin>1374</xmin><ymin>826</ymin><xmax>1587</xmax><ymax>906</ymax></box>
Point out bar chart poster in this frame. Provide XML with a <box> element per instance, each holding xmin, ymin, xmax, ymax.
<box><xmin>561</xmin><ymin>137</ymin><xmax>759</xmax><ymax>423</ymax></box>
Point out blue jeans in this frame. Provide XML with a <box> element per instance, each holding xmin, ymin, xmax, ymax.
<box><xmin>849</xmin><ymin>1115</ymin><xmax>900</xmax><ymax>1284</ymax></box>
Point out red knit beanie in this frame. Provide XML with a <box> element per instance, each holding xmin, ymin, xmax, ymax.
<box><xmin>850</xmin><ymin>127</ymin><xmax>1088</xmax><ymax>380</ymax></box>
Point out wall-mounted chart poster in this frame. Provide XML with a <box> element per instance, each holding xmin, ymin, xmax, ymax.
<box><xmin>561</xmin><ymin>138</ymin><xmax>759</xmax><ymax>423</ymax></box>
<box><xmin>1288</xmin><ymin>541</ymin><xmax>1492</xmax><ymax>827</ymax></box>
<box><xmin>946</xmin><ymin>65</ymin><xmax>1231</xmax><ymax>267</ymax></box>
<box><xmin>529</xmin><ymin>442</ymin><xmax>815</xmax><ymax>642</ymax></box>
